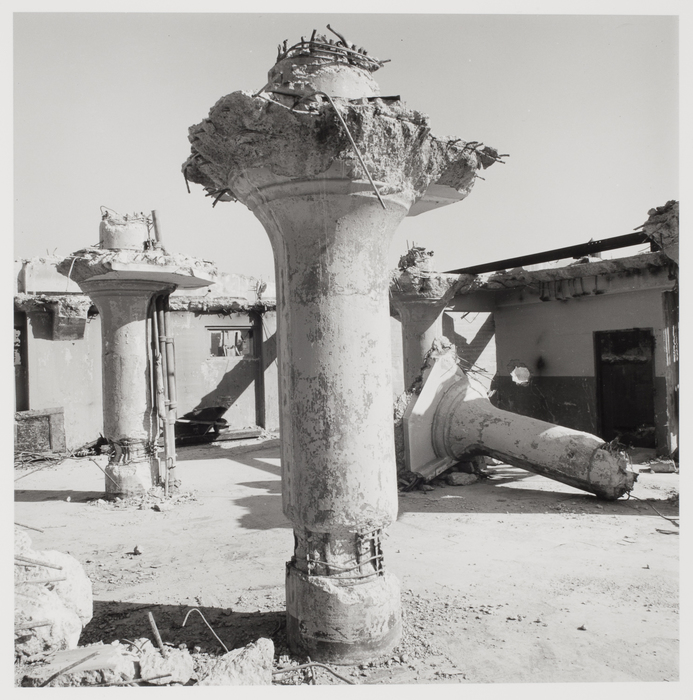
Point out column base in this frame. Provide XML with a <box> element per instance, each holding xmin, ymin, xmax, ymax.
<box><xmin>104</xmin><ymin>460</ymin><xmax>153</xmax><ymax>497</ymax></box>
<box><xmin>285</xmin><ymin>563</ymin><xmax>401</xmax><ymax>665</ymax></box>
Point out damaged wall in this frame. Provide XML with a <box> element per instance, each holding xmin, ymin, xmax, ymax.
<box><xmin>491</xmin><ymin>283</ymin><xmax>674</xmax><ymax>453</ymax></box>
<box><xmin>23</xmin><ymin>310</ymin><xmax>102</xmax><ymax>451</ymax></box>
<box><xmin>170</xmin><ymin>310</ymin><xmax>279</xmax><ymax>432</ymax></box>
<box><xmin>15</xmin><ymin>258</ymin><xmax>280</xmax><ymax>451</ymax></box>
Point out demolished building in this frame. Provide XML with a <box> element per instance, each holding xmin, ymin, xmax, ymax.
<box><xmin>14</xmin><ymin>253</ymin><xmax>280</xmax><ymax>454</ymax></box>
<box><xmin>391</xmin><ymin>201</ymin><xmax>679</xmax><ymax>459</ymax></box>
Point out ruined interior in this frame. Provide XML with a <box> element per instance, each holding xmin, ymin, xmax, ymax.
<box><xmin>14</xmin><ymin>27</ymin><xmax>679</xmax><ymax>688</ymax></box>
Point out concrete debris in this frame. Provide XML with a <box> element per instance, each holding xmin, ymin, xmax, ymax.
<box><xmin>183</xmin><ymin>90</ymin><xmax>492</xmax><ymax>206</ymax></box>
<box><xmin>398</xmin><ymin>246</ymin><xmax>434</xmax><ymax>272</ymax></box>
<box><xmin>197</xmin><ymin>637</ymin><xmax>274</xmax><ymax>685</ymax></box>
<box><xmin>643</xmin><ymin>459</ymin><xmax>677</xmax><ymax>474</ymax></box>
<box><xmin>446</xmin><ymin>472</ymin><xmax>479</xmax><ymax>486</ymax></box>
<box><xmin>166</xmin><ymin>295</ymin><xmax>276</xmax><ymax>314</ymax></box>
<box><xmin>138</xmin><ymin>639</ymin><xmax>194</xmax><ymax>685</ymax></box>
<box><xmin>21</xmin><ymin>643</ymin><xmax>137</xmax><ymax>687</ymax></box>
<box><xmin>15</xmin><ymin>527</ymin><xmax>93</xmax><ymax>659</ymax></box>
<box><xmin>56</xmin><ymin>247</ymin><xmax>217</xmax><ymax>286</ymax></box>
<box><xmin>636</xmin><ymin>200</ymin><xmax>678</xmax><ymax>265</ymax></box>
<box><xmin>15</xmin><ymin>584</ymin><xmax>83</xmax><ymax>658</ymax></box>
<box><xmin>13</xmin><ymin>293</ymin><xmax>93</xmax><ymax>318</ymax></box>
<box><xmin>476</xmin><ymin>251</ymin><xmax>671</xmax><ymax>293</ymax></box>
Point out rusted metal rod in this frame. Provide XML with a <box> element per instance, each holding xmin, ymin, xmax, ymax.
<box><xmin>88</xmin><ymin>458</ymin><xmax>120</xmax><ymax>490</ymax></box>
<box><xmin>39</xmin><ymin>650</ymin><xmax>101</xmax><ymax>687</ymax></box>
<box><xmin>15</xmin><ymin>556</ymin><xmax>63</xmax><ymax>571</ymax></box>
<box><xmin>272</xmin><ymin>662</ymin><xmax>356</xmax><ymax>684</ymax></box>
<box><xmin>16</xmin><ymin>577</ymin><xmax>67</xmax><ymax>585</ymax></box>
<box><xmin>15</xmin><ymin>619</ymin><xmax>53</xmax><ymax>631</ymax></box>
<box><xmin>147</xmin><ymin>612</ymin><xmax>168</xmax><ymax>657</ymax></box>
<box><xmin>181</xmin><ymin>608</ymin><xmax>229</xmax><ymax>653</ymax></box>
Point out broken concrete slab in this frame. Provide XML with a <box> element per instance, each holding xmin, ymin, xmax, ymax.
<box><xmin>15</xmin><ymin>528</ymin><xmax>94</xmax><ymax>658</ymax></box>
<box><xmin>15</xmin><ymin>584</ymin><xmax>83</xmax><ymax>658</ymax></box>
<box><xmin>197</xmin><ymin>637</ymin><xmax>274</xmax><ymax>685</ymax></box>
<box><xmin>24</xmin><ymin>549</ymin><xmax>94</xmax><ymax>625</ymax></box>
<box><xmin>644</xmin><ymin>459</ymin><xmax>677</xmax><ymax>474</ymax></box>
<box><xmin>21</xmin><ymin>643</ymin><xmax>137</xmax><ymax>687</ymax></box>
<box><xmin>138</xmin><ymin>639</ymin><xmax>194</xmax><ymax>685</ymax></box>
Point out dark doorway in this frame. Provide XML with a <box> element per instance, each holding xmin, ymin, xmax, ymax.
<box><xmin>595</xmin><ymin>329</ymin><xmax>656</xmax><ymax>448</ymax></box>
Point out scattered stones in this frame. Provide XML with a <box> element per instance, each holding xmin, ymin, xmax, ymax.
<box><xmin>647</xmin><ymin>460</ymin><xmax>677</xmax><ymax>473</ymax></box>
<box><xmin>197</xmin><ymin>638</ymin><xmax>274</xmax><ymax>685</ymax></box>
<box><xmin>446</xmin><ymin>473</ymin><xmax>479</xmax><ymax>487</ymax></box>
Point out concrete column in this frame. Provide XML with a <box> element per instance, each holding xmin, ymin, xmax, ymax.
<box><xmin>391</xmin><ymin>298</ymin><xmax>449</xmax><ymax>389</ymax></box>
<box><xmin>405</xmin><ymin>348</ymin><xmax>636</xmax><ymax>499</ymax></box>
<box><xmin>182</xmin><ymin>30</ymin><xmax>501</xmax><ymax>663</ymax></box>
<box><xmin>390</xmin><ymin>252</ymin><xmax>465</xmax><ymax>389</ymax></box>
<box><xmin>242</xmin><ymin>178</ymin><xmax>406</xmax><ymax>663</ymax></box>
<box><xmin>80</xmin><ymin>279</ymin><xmax>171</xmax><ymax>496</ymax></box>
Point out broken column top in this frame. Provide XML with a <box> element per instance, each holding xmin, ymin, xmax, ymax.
<box><xmin>391</xmin><ymin>248</ymin><xmax>474</xmax><ymax>301</ymax></box>
<box><xmin>266</xmin><ymin>26</ymin><xmax>387</xmax><ymax>101</ymax></box>
<box><xmin>183</xmin><ymin>28</ymin><xmax>504</xmax><ymax>215</ymax></box>
<box><xmin>57</xmin><ymin>209</ymin><xmax>217</xmax><ymax>289</ymax></box>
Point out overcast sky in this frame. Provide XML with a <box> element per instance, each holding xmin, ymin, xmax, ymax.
<box><xmin>13</xmin><ymin>9</ymin><xmax>679</xmax><ymax>283</ymax></box>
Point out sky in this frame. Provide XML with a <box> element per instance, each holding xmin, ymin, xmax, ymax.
<box><xmin>12</xmin><ymin>8</ymin><xmax>679</xmax><ymax>284</ymax></box>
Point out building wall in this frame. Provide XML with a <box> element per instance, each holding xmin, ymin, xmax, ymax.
<box><xmin>19</xmin><ymin>304</ymin><xmax>280</xmax><ymax>450</ymax></box>
<box><xmin>491</xmin><ymin>285</ymin><xmax>672</xmax><ymax>451</ymax></box>
<box><xmin>25</xmin><ymin>310</ymin><xmax>103</xmax><ymax>450</ymax></box>
<box><xmin>169</xmin><ymin>310</ymin><xmax>280</xmax><ymax>432</ymax></box>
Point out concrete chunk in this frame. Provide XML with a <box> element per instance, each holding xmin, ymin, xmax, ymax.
<box><xmin>21</xmin><ymin>644</ymin><xmax>137</xmax><ymax>687</ymax></box>
<box><xmin>197</xmin><ymin>637</ymin><xmax>274</xmax><ymax>685</ymax></box>
<box><xmin>138</xmin><ymin>640</ymin><xmax>194</xmax><ymax>685</ymax></box>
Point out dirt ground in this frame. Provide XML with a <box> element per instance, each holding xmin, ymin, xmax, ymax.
<box><xmin>14</xmin><ymin>438</ymin><xmax>681</xmax><ymax>690</ymax></box>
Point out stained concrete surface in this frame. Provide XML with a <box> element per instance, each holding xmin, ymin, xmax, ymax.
<box><xmin>14</xmin><ymin>440</ymin><xmax>679</xmax><ymax>685</ymax></box>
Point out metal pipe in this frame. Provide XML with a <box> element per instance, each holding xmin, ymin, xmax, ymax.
<box><xmin>155</xmin><ymin>296</ymin><xmax>171</xmax><ymax>495</ymax></box>
<box><xmin>156</xmin><ymin>295</ymin><xmax>178</xmax><ymax>493</ymax></box>
<box><xmin>149</xmin><ymin>299</ymin><xmax>166</xmax><ymax>486</ymax></box>
<box><xmin>151</xmin><ymin>210</ymin><xmax>163</xmax><ymax>245</ymax></box>
<box><xmin>443</xmin><ymin>231</ymin><xmax>654</xmax><ymax>275</ymax></box>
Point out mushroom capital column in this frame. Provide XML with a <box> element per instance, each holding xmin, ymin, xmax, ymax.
<box><xmin>182</xmin><ymin>34</ymin><xmax>499</xmax><ymax>663</ymax></box>
<box><xmin>390</xmin><ymin>261</ymin><xmax>466</xmax><ymax>389</ymax></box>
<box><xmin>391</xmin><ymin>295</ymin><xmax>452</xmax><ymax>388</ymax></box>
<box><xmin>237</xmin><ymin>174</ymin><xmax>412</xmax><ymax>664</ymax></box>
<box><xmin>80</xmin><ymin>278</ymin><xmax>173</xmax><ymax>496</ymax></box>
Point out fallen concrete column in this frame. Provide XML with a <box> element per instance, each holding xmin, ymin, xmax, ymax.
<box><xmin>183</xmin><ymin>28</ymin><xmax>501</xmax><ymax>664</ymax></box>
<box><xmin>404</xmin><ymin>343</ymin><xmax>636</xmax><ymax>500</ymax></box>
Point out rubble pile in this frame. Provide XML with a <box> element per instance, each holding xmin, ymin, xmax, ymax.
<box><xmin>14</xmin><ymin>526</ymin><xmax>93</xmax><ymax>660</ymax></box>
<box><xmin>636</xmin><ymin>199</ymin><xmax>679</xmax><ymax>265</ymax></box>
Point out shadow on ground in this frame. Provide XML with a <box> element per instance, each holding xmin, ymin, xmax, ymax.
<box><xmin>397</xmin><ymin>467</ymin><xmax>680</xmax><ymax>518</ymax></box>
<box><xmin>79</xmin><ymin>600</ymin><xmax>285</xmax><ymax>654</ymax></box>
<box><xmin>14</xmin><ymin>489</ymin><xmax>103</xmax><ymax>503</ymax></box>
